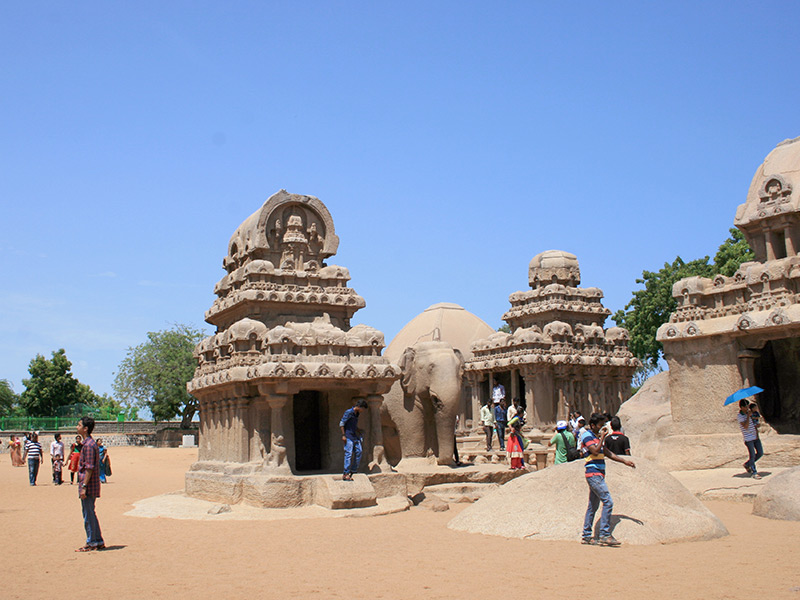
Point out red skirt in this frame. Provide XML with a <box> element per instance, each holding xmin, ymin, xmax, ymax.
<box><xmin>507</xmin><ymin>432</ymin><xmax>525</xmax><ymax>469</ymax></box>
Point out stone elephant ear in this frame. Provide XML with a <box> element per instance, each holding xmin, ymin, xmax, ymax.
<box><xmin>399</xmin><ymin>346</ymin><xmax>417</xmax><ymax>396</ymax></box>
<box><xmin>453</xmin><ymin>348</ymin><xmax>465</xmax><ymax>380</ymax></box>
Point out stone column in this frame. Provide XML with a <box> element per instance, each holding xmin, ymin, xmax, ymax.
<box><xmin>522</xmin><ymin>371</ymin><xmax>536</xmax><ymax>426</ymax></box>
<box><xmin>784</xmin><ymin>226</ymin><xmax>796</xmax><ymax>257</ymax></box>
<box><xmin>766</xmin><ymin>230</ymin><xmax>776</xmax><ymax>261</ymax></box>
<box><xmin>556</xmin><ymin>379</ymin><xmax>568</xmax><ymax>422</ymax></box>
<box><xmin>234</xmin><ymin>398</ymin><xmax>250</xmax><ymax>463</ymax></box>
<box><xmin>510</xmin><ymin>369</ymin><xmax>520</xmax><ymax>401</ymax></box>
<box><xmin>265</xmin><ymin>394</ymin><xmax>291</xmax><ymax>473</ymax></box>
<box><xmin>738</xmin><ymin>349</ymin><xmax>760</xmax><ymax>388</ymax></box>
<box><xmin>469</xmin><ymin>374</ymin><xmax>481</xmax><ymax>433</ymax></box>
<box><xmin>197</xmin><ymin>399</ymin><xmax>208</xmax><ymax>461</ymax></box>
<box><xmin>366</xmin><ymin>394</ymin><xmax>389</xmax><ymax>473</ymax></box>
<box><xmin>250</xmin><ymin>399</ymin><xmax>269</xmax><ymax>462</ymax></box>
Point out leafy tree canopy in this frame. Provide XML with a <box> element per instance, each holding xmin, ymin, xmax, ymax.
<box><xmin>614</xmin><ymin>228</ymin><xmax>755</xmax><ymax>368</ymax></box>
<box><xmin>113</xmin><ymin>324</ymin><xmax>205</xmax><ymax>427</ymax></box>
<box><xmin>497</xmin><ymin>323</ymin><xmax>512</xmax><ymax>333</ymax></box>
<box><xmin>20</xmin><ymin>349</ymin><xmax>82</xmax><ymax>416</ymax></box>
<box><xmin>0</xmin><ymin>379</ymin><xmax>20</xmax><ymax>416</ymax></box>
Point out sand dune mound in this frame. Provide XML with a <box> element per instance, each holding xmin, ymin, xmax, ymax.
<box><xmin>753</xmin><ymin>466</ymin><xmax>800</xmax><ymax>521</ymax></box>
<box><xmin>448</xmin><ymin>458</ymin><xmax>728</xmax><ymax>545</ymax></box>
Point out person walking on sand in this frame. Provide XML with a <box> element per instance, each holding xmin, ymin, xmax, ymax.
<box><xmin>23</xmin><ymin>432</ymin><xmax>43</xmax><ymax>486</ymax></box>
<box><xmin>580</xmin><ymin>413</ymin><xmax>636</xmax><ymax>547</ymax></box>
<box><xmin>738</xmin><ymin>399</ymin><xmax>763</xmax><ymax>479</ymax></box>
<box><xmin>340</xmin><ymin>399</ymin><xmax>368</xmax><ymax>481</ymax></box>
<box><xmin>76</xmin><ymin>417</ymin><xmax>104</xmax><ymax>552</ymax></box>
<box><xmin>8</xmin><ymin>435</ymin><xmax>24</xmax><ymax>467</ymax></box>
<box><xmin>50</xmin><ymin>433</ymin><xmax>65</xmax><ymax>485</ymax></box>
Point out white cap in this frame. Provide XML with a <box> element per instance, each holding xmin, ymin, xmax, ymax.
<box><xmin>556</xmin><ymin>420</ymin><xmax>567</xmax><ymax>431</ymax></box>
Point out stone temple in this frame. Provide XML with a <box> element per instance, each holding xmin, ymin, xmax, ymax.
<box><xmin>644</xmin><ymin>136</ymin><xmax>800</xmax><ymax>468</ymax></box>
<box><xmin>186</xmin><ymin>190</ymin><xmax>401</xmax><ymax>507</ymax></box>
<box><xmin>465</xmin><ymin>250</ymin><xmax>639</xmax><ymax>428</ymax></box>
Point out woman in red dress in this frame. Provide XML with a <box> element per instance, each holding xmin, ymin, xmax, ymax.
<box><xmin>67</xmin><ymin>434</ymin><xmax>83</xmax><ymax>484</ymax></box>
<box><xmin>506</xmin><ymin>415</ymin><xmax>526</xmax><ymax>470</ymax></box>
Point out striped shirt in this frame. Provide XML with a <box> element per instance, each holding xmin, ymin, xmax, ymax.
<box><xmin>738</xmin><ymin>412</ymin><xmax>758</xmax><ymax>442</ymax></box>
<box><xmin>24</xmin><ymin>440</ymin><xmax>43</xmax><ymax>460</ymax></box>
<box><xmin>580</xmin><ymin>430</ymin><xmax>605</xmax><ymax>477</ymax></box>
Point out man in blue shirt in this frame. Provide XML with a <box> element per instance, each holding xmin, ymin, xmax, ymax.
<box><xmin>340</xmin><ymin>399</ymin><xmax>369</xmax><ymax>481</ymax></box>
<box><xmin>580</xmin><ymin>413</ymin><xmax>635</xmax><ymax>546</ymax></box>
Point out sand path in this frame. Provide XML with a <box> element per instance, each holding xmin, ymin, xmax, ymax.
<box><xmin>2</xmin><ymin>446</ymin><xmax>798</xmax><ymax>599</ymax></box>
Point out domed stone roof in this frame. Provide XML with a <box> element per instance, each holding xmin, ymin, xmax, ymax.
<box><xmin>528</xmin><ymin>250</ymin><xmax>581</xmax><ymax>288</ymax></box>
<box><xmin>735</xmin><ymin>136</ymin><xmax>800</xmax><ymax>262</ymax></box>
<box><xmin>384</xmin><ymin>302</ymin><xmax>494</xmax><ymax>361</ymax></box>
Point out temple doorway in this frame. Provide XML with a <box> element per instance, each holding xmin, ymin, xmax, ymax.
<box><xmin>753</xmin><ymin>339</ymin><xmax>800</xmax><ymax>434</ymax></box>
<box><xmin>293</xmin><ymin>391</ymin><xmax>323</xmax><ymax>471</ymax></box>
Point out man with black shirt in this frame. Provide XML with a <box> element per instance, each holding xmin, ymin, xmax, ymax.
<box><xmin>603</xmin><ymin>417</ymin><xmax>631</xmax><ymax>456</ymax></box>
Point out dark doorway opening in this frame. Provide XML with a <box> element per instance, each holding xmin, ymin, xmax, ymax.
<box><xmin>753</xmin><ymin>339</ymin><xmax>800</xmax><ymax>434</ymax></box>
<box><xmin>293</xmin><ymin>391</ymin><xmax>322</xmax><ymax>471</ymax></box>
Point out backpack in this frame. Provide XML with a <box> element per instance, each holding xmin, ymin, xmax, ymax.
<box><xmin>560</xmin><ymin>431</ymin><xmax>581</xmax><ymax>462</ymax></box>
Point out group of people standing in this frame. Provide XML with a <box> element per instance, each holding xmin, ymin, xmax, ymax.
<box><xmin>6</xmin><ymin>431</ymin><xmax>111</xmax><ymax>486</ymax></box>
<box><xmin>480</xmin><ymin>382</ymin><xmax>528</xmax><ymax>469</ymax></box>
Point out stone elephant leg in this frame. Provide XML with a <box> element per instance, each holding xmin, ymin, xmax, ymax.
<box><xmin>432</xmin><ymin>398</ymin><xmax>458</xmax><ymax>466</ymax></box>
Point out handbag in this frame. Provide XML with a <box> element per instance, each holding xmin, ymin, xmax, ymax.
<box><xmin>560</xmin><ymin>431</ymin><xmax>581</xmax><ymax>462</ymax></box>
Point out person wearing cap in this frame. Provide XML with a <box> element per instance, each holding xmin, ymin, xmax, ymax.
<box><xmin>548</xmin><ymin>420</ymin><xmax>576</xmax><ymax>464</ymax></box>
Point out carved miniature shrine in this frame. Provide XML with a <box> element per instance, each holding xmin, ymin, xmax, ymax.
<box><xmin>465</xmin><ymin>251</ymin><xmax>638</xmax><ymax>427</ymax></box>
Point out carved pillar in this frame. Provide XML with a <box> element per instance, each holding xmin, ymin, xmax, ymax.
<box><xmin>366</xmin><ymin>394</ymin><xmax>389</xmax><ymax>473</ymax></box>
<box><xmin>784</xmin><ymin>226</ymin><xmax>796</xmax><ymax>257</ymax></box>
<box><xmin>250</xmin><ymin>399</ymin><xmax>269</xmax><ymax>462</ymax></box>
<box><xmin>766</xmin><ymin>230</ymin><xmax>776</xmax><ymax>261</ymax></box>
<box><xmin>738</xmin><ymin>349</ymin><xmax>760</xmax><ymax>388</ymax></box>
<box><xmin>556</xmin><ymin>379</ymin><xmax>568</xmax><ymax>422</ymax></box>
<box><xmin>234</xmin><ymin>398</ymin><xmax>250</xmax><ymax>463</ymax></box>
<box><xmin>469</xmin><ymin>374</ymin><xmax>481</xmax><ymax>433</ymax></box>
<box><xmin>264</xmin><ymin>393</ymin><xmax>291</xmax><ymax>473</ymax></box>
<box><xmin>209</xmin><ymin>399</ymin><xmax>220</xmax><ymax>461</ymax></box>
<box><xmin>197</xmin><ymin>399</ymin><xmax>208</xmax><ymax>461</ymax></box>
<box><xmin>522</xmin><ymin>371</ymin><xmax>536</xmax><ymax>426</ymax></box>
<box><xmin>510</xmin><ymin>369</ymin><xmax>520</xmax><ymax>401</ymax></box>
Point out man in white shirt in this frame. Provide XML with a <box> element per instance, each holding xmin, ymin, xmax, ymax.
<box><xmin>491</xmin><ymin>381</ymin><xmax>505</xmax><ymax>405</ymax></box>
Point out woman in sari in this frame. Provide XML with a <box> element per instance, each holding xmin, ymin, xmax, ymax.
<box><xmin>8</xmin><ymin>436</ymin><xmax>24</xmax><ymax>467</ymax></box>
<box><xmin>506</xmin><ymin>415</ymin><xmax>527</xmax><ymax>470</ymax></box>
<box><xmin>98</xmin><ymin>438</ymin><xmax>108</xmax><ymax>483</ymax></box>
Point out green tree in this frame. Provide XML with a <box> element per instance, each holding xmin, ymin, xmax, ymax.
<box><xmin>614</xmin><ymin>229</ymin><xmax>755</xmax><ymax>368</ymax></box>
<box><xmin>0</xmin><ymin>379</ymin><xmax>19</xmax><ymax>416</ymax></box>
<box><xmin>113</xmin><ymin>324</ymin><xmax>205</xmax><ymax>427</ymax></box>
<box><xmin>19</xmin><ymin>349</ymin><xmax>82</xmax><ymax>416</ymax></box>
<box><xmin>497</xmin><ymin>323</ymin><xmax>512</xmax><ymax>333</ymax></box>
<box><xmin>713</xmin><ymin>227</ymin><xmax>755</xmax><ymax>277</ymax></box>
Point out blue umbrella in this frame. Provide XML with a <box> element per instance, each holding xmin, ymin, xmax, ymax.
<box><xmin>724</xmin><ymin>386</ymin><xmax>764</xmax><ymax>406</ymax></box>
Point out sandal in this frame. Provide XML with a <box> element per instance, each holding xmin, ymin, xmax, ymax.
<box><xmin>75</xmin><ymin>546</ymin><xmax>96</xmax><ymax>552</ymax></box>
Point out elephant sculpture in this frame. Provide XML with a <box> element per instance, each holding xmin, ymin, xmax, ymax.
<box><xmin>381</xmin><ymin>341</ymin><xmax>464</xmax><ymax>467</ymax></box>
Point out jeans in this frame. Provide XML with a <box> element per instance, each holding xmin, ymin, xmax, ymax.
<box><xmin>81</xmin><ymin>496</ymin><xmax>104</xmax><ymax>547</ymax></box>
<box><xmin>343</xmin><ymin>437</ymin><xmax>362</xmax><ymax>475</ymax></box>
<box><xmin>495</xmin><ymin>422</ymin><xmax>507</xmax><ymax>450</ymax></box>
<box><xmin>27</xmin><ymin>458</ymin><xmax>39</xmax><ymax>485</ymax></box>
<box><xmin>484</xmin><ymin>426</ymin><xmax>494</xmax><ymax>450</ymax></box>
<box><xmin>583</xmin><ymin>475</ymin><xmax>614</xmax><ymax>539</ymax></box>
<box><xmin>745</xmin><ymin>439</ymin><xmax>764</xmax><ymax>474</ymax></box>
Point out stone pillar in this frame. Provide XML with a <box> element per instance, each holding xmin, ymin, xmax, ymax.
<box><xmin>250</xmin><ymin>399</ymin><xmax>269</xmax><ymax>462</ymax></box>
<box><xmin>265</xmin><ymin>394</ymin><xmax>291</xmax><ymax>473</ymax></box>
<box><xmin>556</xmin><ymin>380</ymin><xmax>568</xmax><ymax>422</ymax></box>
<box><xmin>234</xmin><ymin>398</ymin><xmax>250</xmax><ymax>463</ymax></box>
<box><xmin>198</xmin><ymin>399</ymin><xmax>209</xmax><ymax>461</ymax></box>
<box><xmin>469</xmin><ymin>375</ymin><xmax>481</xmax><ymax>433</ymax></box>
<box><xmin>784</xmin><ymin>226</ymin><xmax>796</xmax><ymax>257</ymax></box>
<box><xmin>766</xmin><ymin>230</ymin><xmax>776</xmax><ymax>261</ymax></box>
<box><xmin>366</xmin><ymin>394</ymin><xmax>389</xmax><ymax>473</ymax></box>
<box><xmin>738</xmin><ymin>349</ymin><xmax>760</xmax><ymax>388</ymax></box>
<box><xmin>510</xmin><ymin>369</ymin><xmax>520</xmax><ymax>401</ymax></box>
<box><xmin>522</xmin><ymin>372</ymin><xmax>536</xmax><ymax>426</ymax></box>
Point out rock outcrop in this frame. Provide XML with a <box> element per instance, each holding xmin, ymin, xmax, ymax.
<box><xmin>753</xmin><ymin>466</ymin><xmax>800</xmax><ymax>521</ymax></box>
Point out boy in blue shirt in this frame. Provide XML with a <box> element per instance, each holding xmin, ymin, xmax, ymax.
<box><xmin>340</xmin><ymin>399</ymin><xmax>369</xmax><ymax>481</ymax></box>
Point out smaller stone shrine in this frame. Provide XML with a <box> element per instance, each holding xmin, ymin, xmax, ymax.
<box><xmin>465</xmin><ymin>251</ymin><xmax>638</xmax><ymax>427</ymax></box>
<box><xmin>186</xmin><ymin>190</ymin><xmax>401</xmax><ymax>508</ymax></box>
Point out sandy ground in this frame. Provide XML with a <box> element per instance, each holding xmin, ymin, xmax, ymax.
<box><xmin>2</xmin><ymin>446</ymin><xmax>799</xmax><ymax>600</ymax></box>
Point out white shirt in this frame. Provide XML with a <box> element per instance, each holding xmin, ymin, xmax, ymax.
<box><xmin>50</xmin><ymin>440</ymin><xmax>64</xmax><ymax>458</ymax></box>
<box><xmin>491</xmin><ymin>384</ymin><xmax>505</xmax><ymax>402</ymax></box>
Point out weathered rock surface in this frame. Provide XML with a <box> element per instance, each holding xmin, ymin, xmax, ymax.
<box><xmin>448</xmin><ymin>458</ymin><xmax>728</xmax><ymax>545</ymax></box>
<box><xmin>753</xmin><ymin>466</ymin><xmax>800</xmax><ymax>521</ymax></box>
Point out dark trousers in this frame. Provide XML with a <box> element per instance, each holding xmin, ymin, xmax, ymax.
<box><xmin>484</xmin><ymin>425</ymin><xmax>494</xmax><ymax>450</ymax></box>
<box><xmin>27</xmin><ymin>458</ymin><xmax>39</xmax><ymax>485</ymax></box>
<box><xmin>495</xmin><ymin>422</ymin><xmax>507</xmax><ymax>450</ymax></box>
<box><xmin>744</xmin><ymin>439</ymin><xmax>764</xmax><ymax>474</ymax></box>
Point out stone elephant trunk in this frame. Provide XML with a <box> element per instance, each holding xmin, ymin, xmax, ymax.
<box><xmin>381</xmin><ymin>341</ymin><xmax>464</xmax><ymax>467</ymax></box>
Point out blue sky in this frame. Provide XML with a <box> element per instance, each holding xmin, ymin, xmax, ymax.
<box><xmin>2</xmin><ymin>2</ymin><xmax>799</xmax><ymax>398</ymax></box>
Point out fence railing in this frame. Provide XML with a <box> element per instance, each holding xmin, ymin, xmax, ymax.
<box><xmin>0</xmin><ymin>415</ymin><xmax>115</xmax><ymax>431</ymax></box>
